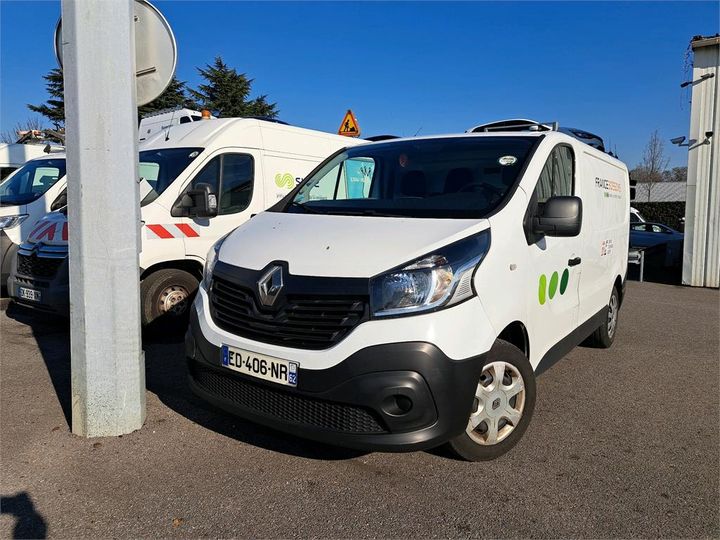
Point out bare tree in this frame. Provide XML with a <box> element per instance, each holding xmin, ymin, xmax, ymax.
<box><xmin>633</xmin><ymin>130</ymin><xmax>671</xmax><ymax>202</ymax></box>
<box><xmin>0</xmin><ymin>117</ymin><xmax>46</xmax><ymax>144</ymax></box>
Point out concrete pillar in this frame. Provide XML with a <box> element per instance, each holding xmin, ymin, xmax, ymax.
<box><xmin>683</xmin><ymin>36</ymin><xmax>720</xmax><ymax>288</ymax></box>
<box><xmin>62</xmin><ymin>0</ymin><xmax>145</xmax><ymax>436</ymax></box>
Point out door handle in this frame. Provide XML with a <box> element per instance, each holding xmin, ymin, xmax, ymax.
<box><xmin>568</xmin><ymin>257</ymin><xmax>582</xmax><ymax>267</ymax></box>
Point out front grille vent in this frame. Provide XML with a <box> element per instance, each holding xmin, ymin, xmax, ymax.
<box><xmin>17</xmin><ymin>254</ymin><xmax>64</xmax><ymax>278</ymax></box>
<box><xmin>210</xmin><ymin>276</ymin><xmax>368</xmax><ymax>350</ymax></box>
<box><xmin>190</xmin><ymin>361</ymin><xmax>386</xmax><ymax>433</ymax></box>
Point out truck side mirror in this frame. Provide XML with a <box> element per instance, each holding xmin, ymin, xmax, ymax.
<box><xmin>533</xmin><ymin>196</ymin><xmax>582</xmax><ymax>237</ymax></box>
<box><xmin>173</xmin><ymin>182</ymin><xmax>218</xmax><ymax>218</ymax></box>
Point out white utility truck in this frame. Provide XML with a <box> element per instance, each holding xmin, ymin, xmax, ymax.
<box><xmin>186</xmin><ymin>120</ymin><xmax>630</xmax><ymax>461</ymax></box>
<box><xmin>7</xmin><ymin>118</ymin><xmax>365</xmax><ymax>325</ymax></box>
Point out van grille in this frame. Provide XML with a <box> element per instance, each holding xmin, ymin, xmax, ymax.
<box><xmin>209</xmin><ymin>276</ymin><xmax>368</xmax><ymax>350</ymax></box>
<box><xmin>189</xmin><ymin>361</ymin><xmax>386</xmax><ymax>433</ymax></box>
<box><xmin>17</xmin><ymin>254</ymin><xmax>65</xmax><ymax>278</ymax></box>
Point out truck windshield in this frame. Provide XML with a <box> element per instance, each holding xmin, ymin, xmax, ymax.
<box><xmin>288</xmin><ymin>136</ymin><xmax>538</xmax><ymax>219</ymax></box>
<box><xmin>139</xmin><ymin>147</ymin><xmax>203</xmax><ymax>206</ymax></box>
<box><xmin>0</xmin><ymin>158</ymin><xmax>66</xmax><ymax>206</ymax></box>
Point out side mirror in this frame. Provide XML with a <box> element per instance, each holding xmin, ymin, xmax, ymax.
<box><xmin>174</xmin><ymin>182</ymin><xmax>218</xmax><ymax>218</ymax></box>
<box><xmin>533</xmin><ymin>196</ymin><xmax>582</xmax><ymax>237</ymax></box>
<box><xmin>50</xmin><ymin>190</ymin><xmax>67</xmax><ymax>211</ymax></box>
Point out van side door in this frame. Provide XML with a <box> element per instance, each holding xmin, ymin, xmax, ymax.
<box><xmin>524</xmin><ymin>144</ymin><xmax>582</xmax><ymax>368</ymax></box>
<box><xmin>177</xmin><ymin>150</ymin><xmax>264</xmax><ymax>263</ymax></box>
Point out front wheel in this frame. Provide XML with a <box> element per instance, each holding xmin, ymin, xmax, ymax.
<box><xmin>448</xmin><ymin>340</ymin><xmax>536</xmax><ymax>461</ymax></box>
<box><xmin>140</xmin><ymin>268</ymin><xmax>199</xmax><ymax>330</ymax></box>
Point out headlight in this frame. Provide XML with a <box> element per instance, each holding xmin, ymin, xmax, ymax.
<box><xmin>202</xmin><ymin>235</ymin><xmax>229</xmax><ymax>290</ymax></box>
<box><xmin>0</xmin><ymin>215</ymin><xmax>28</xmax><ymax>230</ymax></box>
<box><xmin>370</xmin><ymin>230</ymin><xmax>490</xmax><ymax>317</ymax></box>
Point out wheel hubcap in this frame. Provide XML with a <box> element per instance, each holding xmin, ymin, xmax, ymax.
<box><xmin>466</xmin><ymin>361</ymin><xmax>526</xmax><ymax>446</ymax></box>
<box><xmin>158</xmin><ymin>285</ymin><xmax>189</xmax><ymax>316</ymax></box>
<box><xmin>607</xmin><ymin>293</ymin><xmax>619</xmax><ymax>339</ymax></box>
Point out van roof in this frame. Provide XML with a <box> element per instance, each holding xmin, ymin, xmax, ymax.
<box><xmin>139</xmin><ymin>117</ymin><xmax>363</xmax><ymax>152</ymax></box>
<box><xmin>352</xmin><ymin>130</ymin><xmax>627</xmax><ymax>167</ymax></box>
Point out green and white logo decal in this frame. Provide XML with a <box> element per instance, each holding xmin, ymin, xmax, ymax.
<box><xmin>538</xmin><ymin>268</ymin><xmax>570</xmax><ymax>305</ymax></box>
<box><xmin>275</xmin><ymin>173</ymin><xmax>295</xmax><ymax>189</ymax></box>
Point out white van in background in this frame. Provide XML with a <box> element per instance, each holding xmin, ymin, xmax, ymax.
<box><xmin>187</xmin><ymin>120</ymin><xmax>630</xmax><ymax>461</ymax></box>
<box><xmin>138</xmin><ymin>108</ymin><xmax>216</xmax><ymax>142</ymax></box>
<box><xmin>0</xmin><ymin>112</ymin><xmax>210</xmax><ymax>287</ymax></box>
<box><xmin>7</xmin><ymin>118</ymin><xmax>365</xmax><ymax>325</ymax></box>
<box><xmin>0</xmin><ymin>152</ymin><xmax>68</xmax><ymax>286</ymax></box>
<box><xmin>0</xmin><ymin>142</ymin><xmax>49</xmax><ymax>181</ymax></box>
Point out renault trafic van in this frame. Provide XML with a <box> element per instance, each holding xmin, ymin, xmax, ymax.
<box><xmin>7</xmin><ymin>118</ymin><xmax>365</xmax><ymax>324</ymax></box>
<box><xmin>186</xmin><ymin>123</ymin><xmax>630</xmax><ymax>461</ymax></box>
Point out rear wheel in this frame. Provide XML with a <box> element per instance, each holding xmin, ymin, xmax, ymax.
<box><xmin>448</xmin><ymin>340</ymin><xmax>536</xmax><ymax>461</ymax></box>
<box><xmin>140</xmin><ymin>268</ymin><xmax>199</xmax><ymax>330</ymax></box>
<box><xmin>585</xmin><ymin>286</ymin><xmax>620</xmax><ymax>348</ymax></box>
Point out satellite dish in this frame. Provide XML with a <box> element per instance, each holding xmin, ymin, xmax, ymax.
<box><xmin>54</xmin><ymin>0</ymin><xmax>177</xmax><ymax>106</ymax></box>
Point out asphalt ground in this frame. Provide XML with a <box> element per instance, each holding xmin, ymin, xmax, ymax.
<box><xmin>1</xmin><ymin>281</ymin><xmax>718</xmax><ymax>538</ymax></box>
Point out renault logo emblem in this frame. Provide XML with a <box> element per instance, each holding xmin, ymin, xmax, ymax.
<box><xmin>257</xmin><ymin>266</ymin><xmax>283</xmax><ymax>307</ymax></box>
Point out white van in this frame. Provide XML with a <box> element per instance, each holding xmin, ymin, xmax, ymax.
<box><xmin>7</xmin><ymin>118</ymin><xmax>365</xmax><ymax>324</ymax></box>
<box><xmin>0</xmin><ymin>150</ymin><xmax>67</xmax><ymax>286</ymax></box>
<box><xmin>186</xmin><ymin>123</ymin><xmax>630</xmax><ymax>460</ymax></box>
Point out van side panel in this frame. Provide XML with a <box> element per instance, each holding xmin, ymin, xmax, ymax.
<box><xmin>576</xmin><ymin>150</ymin><xmax>629</xmax><ymax>325</ymax></box>
<box><xmin>479</xmin><ymin>187</ymin><xmax>531</xmax><ymax>357</ymax></box>
<box><xmin>261</xmin><ymin>152</ymin><xmax>324</xmax><ymax>206</ymax></box>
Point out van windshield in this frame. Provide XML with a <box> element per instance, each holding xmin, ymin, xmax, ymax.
<box><xmin>288</xmin><ymin>136</ymin><xmax>538</xmax><ymax>219</ymax></box>
<box><xmin>0</xmin><ymin>158</ymin><xmax>66</xmax><ymax>206</ymax></box>
<box><xmin>139</xmin><ymin>147</ymin><xmax>203</xmax><ymax>206</ymax></box>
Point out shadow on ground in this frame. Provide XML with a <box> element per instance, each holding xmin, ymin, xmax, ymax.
<box><xmin>3</xmin><ymin>302</ymin><xmax>363</xmax><ymax>461</ymax></box>
<box><xmin>0</xmin><ymin>492</ymin><xmax>48</xmax><ymax>539</ymax></box>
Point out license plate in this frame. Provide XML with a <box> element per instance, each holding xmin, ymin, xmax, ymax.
<box><xmin>18</xmin><ymin>287</ymin><xmax>41</xmax><ymax>302</ymax></box>
<box><xmin>221</xmin><ymin>345</ymin><xmax>298</xmax><ymax>387</ymax></box>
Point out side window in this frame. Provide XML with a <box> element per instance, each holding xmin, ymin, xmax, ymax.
<box><xmin>191</xmin><ymin>156</ymin><xmax>221</xmax><ymax>193</ymax></box>
<box><xmin>219</xmin><ymin>154</ymin><xmax>253</xmax><ymax>215</ymax></box>
<box><xmin>535</xmin><ymin>145</ymin><xmax>574</xmax><ymax>203</ymax></box>
<box><xmin>188</xmin><ymin>154</ymin><xmax>254</xmax><ymax>215</ymax></box>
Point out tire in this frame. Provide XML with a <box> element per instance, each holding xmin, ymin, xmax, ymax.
<box><xmin>585</xmin><ymin>286</ymin><xmax>620</xmax><ymax>349</ymax></box>
<box><xmin>448</xmin><ymin>340</ymin><xmax>536</xmax><ymax>461</ymax></box>
<box><xmin>140</xmin><ymin>268</ymin><xmax>199</xmax><ymax>330</ymax></box>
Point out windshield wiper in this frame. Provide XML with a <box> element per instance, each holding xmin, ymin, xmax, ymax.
<box><xmin>289</xmin><ymin>202</ymin><xmax>322</xmax><ymax>214</ymax></box>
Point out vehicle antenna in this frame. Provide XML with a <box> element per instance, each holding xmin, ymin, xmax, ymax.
<box><xmin>164</xmin><ymin>107</ymin><xmax>178</xmax><ymax>141</ymax></box>
<box><xmin>413</xmin><ymin>126</ymin><xmax>423</xmax><ymax>136</ymax></box>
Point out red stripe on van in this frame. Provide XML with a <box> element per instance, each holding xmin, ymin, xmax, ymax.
<box><xmin>35</xmin><ymin>223</ymin><xmax>57</xmax><ymax>241</ymax></box>
<box><xmin>62</xmin><ymin>222</ymin><xmax>68</xmax><ymax>241</ymax></box>
<box><xmin>175</xmin><ymin>224</ymin><xmax>199</xmax><ymax>238</ymax></box>
<box><xmin>147</xmin><ymin>224</ymin><xmax>174</xmax><ymax>239</ymax></box>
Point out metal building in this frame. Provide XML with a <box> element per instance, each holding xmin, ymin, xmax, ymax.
<box><xmin>683</xmin><ymin>35</ymin><xmax>720</xmax><ymax>288</ymax></box>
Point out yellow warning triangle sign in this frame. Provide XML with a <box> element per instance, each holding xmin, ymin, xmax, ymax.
<box><xmin>338</xmin><ymin>109</ymin><xmax>361</xmax><ymax>137</ymax></box>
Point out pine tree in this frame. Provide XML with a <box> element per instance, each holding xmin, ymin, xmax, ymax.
<box><xmin>28</xmin><ymin>68</ymin><xmax>66</xmax><ymax>129</ymax></box>
<box><xmin>138</xmin><ymin>76</ymin><xmax>198</xmax><ymax>117</ymax></box>
<box><xmin>188</xmin><ymin>56</ymin><xmax>278</xmax><ymax>118</ymax></box>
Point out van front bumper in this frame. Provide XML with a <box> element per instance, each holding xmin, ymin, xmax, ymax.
<box><xmin>7</xmin><ymin>254</ymin><xmax>70</xmax><ymax>316</ymax></box>
<box><xmin>186</xmin><ymin>309</ymin><xmax>486</xmax><ymax>452</ymax></box>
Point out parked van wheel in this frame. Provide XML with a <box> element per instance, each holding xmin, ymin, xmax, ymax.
<box><xmin>448</xmin><ymin>340</ymin><xmax>536</xmax><ymax>461</ymax></box>
<box><xmin>584</xmin><ymin>286</ymin><xmax>620</xmax><ymax>349</ymax></box>
<box><xmin>141</xmin><ymin>269</ymin><xmax>199</xmax><ymax>329</ymax></box>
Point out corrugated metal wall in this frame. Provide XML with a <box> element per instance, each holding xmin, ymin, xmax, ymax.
<box><xmin>683</xmin><ymin>37</ymin><xmax>720</xmax><ymax>288</ymax></box>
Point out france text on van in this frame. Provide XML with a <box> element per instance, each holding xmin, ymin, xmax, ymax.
<box><xmin>187</xmin><ymin>123</ymin><xmax>630</xmax><ymax>461</ymax></box>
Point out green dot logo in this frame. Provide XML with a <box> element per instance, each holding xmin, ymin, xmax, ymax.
<box><xmin>548</xmin><ymin>271</ymin><xmax>559</xmax><ymax>299</ymax></box>
<box><xmin>275</xmin><ymin>173</ymin><xmax>294</xmax><ymax>189</ymax></box>
<box><xmin>538</xmin><ymin>267</ymin><xmax>571</xmax><ymax>305</ymax></box>
<box><xmin>560</xmin><ymin>268</ymin><xmax>569</xmax><ymax>295</ymax></box>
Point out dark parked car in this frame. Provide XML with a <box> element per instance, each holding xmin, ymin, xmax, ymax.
<box><xmin>630</xmin><ymin>222</ymin><xmax>684</xmax><ymax>266</ymax></box>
